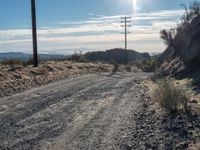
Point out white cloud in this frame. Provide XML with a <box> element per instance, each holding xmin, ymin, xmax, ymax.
<box><xmin>0</xmin><ymin>9</ymin><xmax>184</xmax><ymax>54</ymax></box>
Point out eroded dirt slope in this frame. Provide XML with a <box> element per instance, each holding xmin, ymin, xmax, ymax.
<box><xmin>0</xmin><ymin>61</ymin><xmax>115</xmax><ymax>98</ymax></box>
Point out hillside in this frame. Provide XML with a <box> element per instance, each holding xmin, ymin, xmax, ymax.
<box><xmin>160</xmin><ymin>16</ymin><xmax>200</xmax><ymax>65</ymax></box>
<box><xmin>84</xmin><ymin>48</ymin><xmax>150</xmax><ymax>64</ymax></box>
<box><xmin>156</xmin><ymin>4</ymin><xmax>200</xmax><ymax>79</ymax></box>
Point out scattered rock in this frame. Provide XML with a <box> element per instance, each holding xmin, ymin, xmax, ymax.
<box><xmin>1</xmin><ymin>105</ymin><xmax>9</xmax><ymax>109</ymax></box>
<box><xmin>176</xmin><ymin>143</ymin><xmax>189</xmax><ymax>150</ymax></box>
<box><xmin>191</xmin><ymin>100</ymin><xmax>198</xmax><ymax>104</ymax></box>
<box><xmin>120</xmin><ymin>144</ymin><xmax>132</xmax><ymax>150</ymax></box>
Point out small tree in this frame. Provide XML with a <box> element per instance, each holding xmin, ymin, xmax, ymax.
<box><xmin>190</xmin><ymin>1</ymin><xmax>200</xmax><ymax>16</ymax></box>
<box><xmin>180</xmin><ymin>4</ymin><xmax>191</xmax><ymax>24</ymax></box>
<box><xmin>160</xmin><ymin>1</ymin><xmax>200</xmax><ymax>59</ymax></box>
<box><xmin>160</xmin><ymin>28</ymin><xmax>176</xmax><ymax>48</ymax></box>
<box><xmin>180</xmin><ymin>2</ymin><xmax>200</xmax><ymax>25</ymax></box>
<box><xmin>160</xmin><ymin>28</ymin><xmax>178</xmax><ymax>58</ymax></box>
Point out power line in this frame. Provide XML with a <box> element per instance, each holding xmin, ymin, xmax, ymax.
<box><xmin>31</xmin><ymin>0</ymin><xmax>38</xmax><ymax>67</ymax></box>
<box><xmin>121</xmin><ymin>16</ymin><xmax>131</xmax><ymax>65</ymax></box>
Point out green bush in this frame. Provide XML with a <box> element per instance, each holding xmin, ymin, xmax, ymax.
<box><xmin>154</xmin><ymin>80</ymin><xmax>188</xmax><ymax>113</ymax></box>
<box><xmin>135</xmin><ymin>58</ymin><xmax>161</xmax><ymax>72</ymax></box>
<box><xmin>67</xmin><ymin>51</ymin><xmax>88</xmax><ymax>63</ymax></box>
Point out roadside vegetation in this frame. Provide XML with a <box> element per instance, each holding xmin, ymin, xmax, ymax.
<box><xmin>135</xmin><ymin>57</ymin><xmax>161</xmax><ymax>72</ymax></box>
<box><xmin>153</xmin><ymin>79</ymin><xmax>188</xmax><ymax>114</ymax></box>
<box><xmin>191</xmin><ymin>69</ymin><xmax>200</xmax><ymax>87</ymax></box>
<box><xmin>0</xmin><ymin>60</ymin><xmax>114</xmax><ymax>97</ymax></box>
<box><xmin>160</xmin><ymin>1</ymin><xmax>200</xmax><ymax>62</ymax></box>
<box><xmin>160</xmin><ymin>1</ymin><xmax>200</xmax><ymax>47</ymax></box>
<box><xmin>152</xmin><ymin>1</ymin><xmax>200</xmax><ymax>114</ymax></box>
<box><xmin>67</xmin><ymin>51</ymin><xmax>88</xmax><ymax>63</ymax></box>
<box><xmin>1</xmin><ymin>59</ymin><xmax>24</xmax><ymax>66</ymax></box>
<box><xmin>0</xmin><ymin>57</ymin><xmax>67</xmax><ymax>67</ymax></box>
<box><xmin>1</xmin><ymin>59</ymin><xmax>43</xmax><ymax>67</ymax></box>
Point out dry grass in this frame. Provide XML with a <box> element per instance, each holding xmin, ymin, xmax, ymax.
<box><xmin>1</xmin><ymin>59</ymin><xmax>23</xmax><ymax>66</ymax></box>
<box><xmin>125</xmin><ymin>65</ymin><xmax>131</xmax><ymax>72</ymax></box>
<box><xmin>189</xmin><ymin>141</ymin><xmax>200</xmax><ymax>150</ymax></box>
<box><xmin>0</xmin><ymin>61</ymin><xmax>115</xmax><ymax>97</ymax></box>
<box><xmin>153</xmin><ymin>79</ymin><xmax>188</xmax><ymax>114</ymax></box>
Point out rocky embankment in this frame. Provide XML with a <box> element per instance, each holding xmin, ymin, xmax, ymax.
<box><xmin>0</xmin><ymin>61</ymin><xmax>118</xmax><ymax>98</ymax></box>
<box><xmin>157</xmin><ymin>12</ymin><xmax>200</xmax><ymax>78</ymax></box>
<box><xmin>132</xmin><ymin>81</ymin><xmax>200</xmax><ymax>149</ymax></box>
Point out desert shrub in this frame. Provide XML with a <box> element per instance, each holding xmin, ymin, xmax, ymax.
<box><xmin>192</xmin><ymin>71</ymin><xmax>200</xmax><ymax>86</ymax></box>
<box><xmin>135</xmin><ymin>58</ymin><xmax>161</xmax><ymax>72</ymax></box>
<box><xmin>67</xmin><ymin>51</ymin><xmax>88</xmax><ymax>63</ymax></box>
<box><xmin>154</xmin><ymin>80</ymin><xmax>188</xmax><ymax>113</ymax></box>
<box><xmin>23</xmin><ymin>57</ymin><xmax>52</xmax><ymax>66</ymax></box>
<box><xmin>160</xmin><ymin>1</ymin><xmax>200</xmax><ymax>50</ymax></box>
<box><xmin>23</xmin><ymin>58</ymin><xmax>34</xmax><ymax>66</ymax></box>
<box><xmin>180</xmin><ymin>1</ymin><xmax>200</xmax><ymax>25</ymax></box>
<box><xmin>1</xmin><ymin>59</ymin><xmax>23</xmax><ymax>66</ymax></box>
<box><xmin>160</xmin><ymin>28</ymin><xmax>177</xmax><ymax>48</ymax></box>
<box><xmin>125</xmin><ymin>65</ymin><xmax>131</xmax><ymax>72</ymax></box>
<box><xmin>111</xmin><ymin>62</ymin><xmax>119</xmax><ymax>73</ymax></box>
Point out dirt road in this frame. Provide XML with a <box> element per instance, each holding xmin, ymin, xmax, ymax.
<box><xmin>0</xmin><ymin>72</ymin><xmax>152</xmax><ymax>150</ymax></box>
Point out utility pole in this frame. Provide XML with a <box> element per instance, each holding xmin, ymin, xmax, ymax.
<box><xmin>31</xmin><ymin>0</ymin><xmax>38</xmax><ymax>67</ymax></box>
<box><xmin>121</xmin><ymin>16</ymin><xmax>131</xmax><ymax>65</ymax></box>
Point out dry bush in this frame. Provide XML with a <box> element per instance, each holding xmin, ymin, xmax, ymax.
<box><xmin>24</xmin><ymin>59</ymin><xmax>34</xmax><ymax>66</ymax></box>
<box><xmin>112</xmin><ymin>63</ymin><xmax>119</xmax><ymax>73</ymax></box>
<box><xmin>160</xmin><ymin>1</ymin><xmax>200</xmax><ymax>57</ymax></box>
<box><xmin>1</xmin><ymin>58</ymin><xmax>42</xmax><ymax>67</ymax></box>
<box><xmin>67</xmin><ymin>51</ymin><xmax>88</xmax><ymax>63</ymax></box>
<box><xmin>192</xmin><ymin>69</ymin><xmax>200</xmax><ymax>86</ymax></box>
<box><xmin>135</xmin><ymin>58</ymin><xmax>161</xmax><ymax>72</ymax></box>
<box><xmin>125</xmin><ymin>65</ymin><xmax>131</xmax><ymax>72</ymax></box>
<box><xmin>189</xmin><ymin>141</ymin><xmax>200</xmax><ymax>150</ymax></box>
<box><xmin>1</xmin><ymin>59</ymin><xmax>23</xmax><ymax>66</ymax></box>
<box><xmin>154</xmin><ymin>80</ymin><xmax>188</xmax><ymax>113</ymax></box>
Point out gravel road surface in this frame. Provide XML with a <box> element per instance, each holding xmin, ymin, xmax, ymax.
<box><xmin>0</xmin><ymin>72</ymin><xmax>152</xmax><ymax>150</ymax></box>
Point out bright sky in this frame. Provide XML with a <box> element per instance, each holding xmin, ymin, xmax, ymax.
<box><xmin>0</xmin><ymin>0</ymin><xmax>191</xmax><ymax>55</ymax></box>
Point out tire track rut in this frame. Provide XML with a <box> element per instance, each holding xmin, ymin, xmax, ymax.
<box><xmin>0</xmin><ymin>72</ymin><xmax>151</xmax><ymax>150</ymax></box>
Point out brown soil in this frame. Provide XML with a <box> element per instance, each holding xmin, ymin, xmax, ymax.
<box><xmin>0</xmin><ymin>61</ymin><xmax>116</xmax><ymax>98</ymax></box>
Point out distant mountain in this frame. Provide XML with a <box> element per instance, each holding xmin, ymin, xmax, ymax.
<box><xmin>0</xmin><ymin>52</ymin><xmax>30</xmax><ymax>61</ymax></box>
<box><xmin>84</xmin><ymin>48</ymin><xmax>150</xmax><ymax>64</ymax></box>
<box><xmin>149</xmin><ymin>52</ymin><xmax>162</xmax><ymax>56</ymax></box>
<box><xmin>0</xmin><ymin>52</ymin><xmax>66</xmax><ymax>62</ymax></box>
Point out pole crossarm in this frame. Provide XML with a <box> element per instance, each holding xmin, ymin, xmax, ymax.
<box><xmin>121</xmin><ymin>16</ymin><xmax>131</xmax><ymax>19</ymax></box>
<box><xmin>120</xmin><ymin>16</ymin><xmax>131</xmax><ymax>65</ymax></box>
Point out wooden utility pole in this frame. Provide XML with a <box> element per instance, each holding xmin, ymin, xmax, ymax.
<box><xmin>31</xmin><ymin>0</ymin><xmax>38</xmax><ymax>67</ymax></box>
<box><xmin>121</xmin><ymin>17</ymin><xmax>131</xmax><ymax>65</ymax></box>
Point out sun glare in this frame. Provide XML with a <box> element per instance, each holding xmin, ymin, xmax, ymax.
<box><xmin>132</xmin><ymin>0</ymin><xmax>137</xmax><ymax>16</ymax></box>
